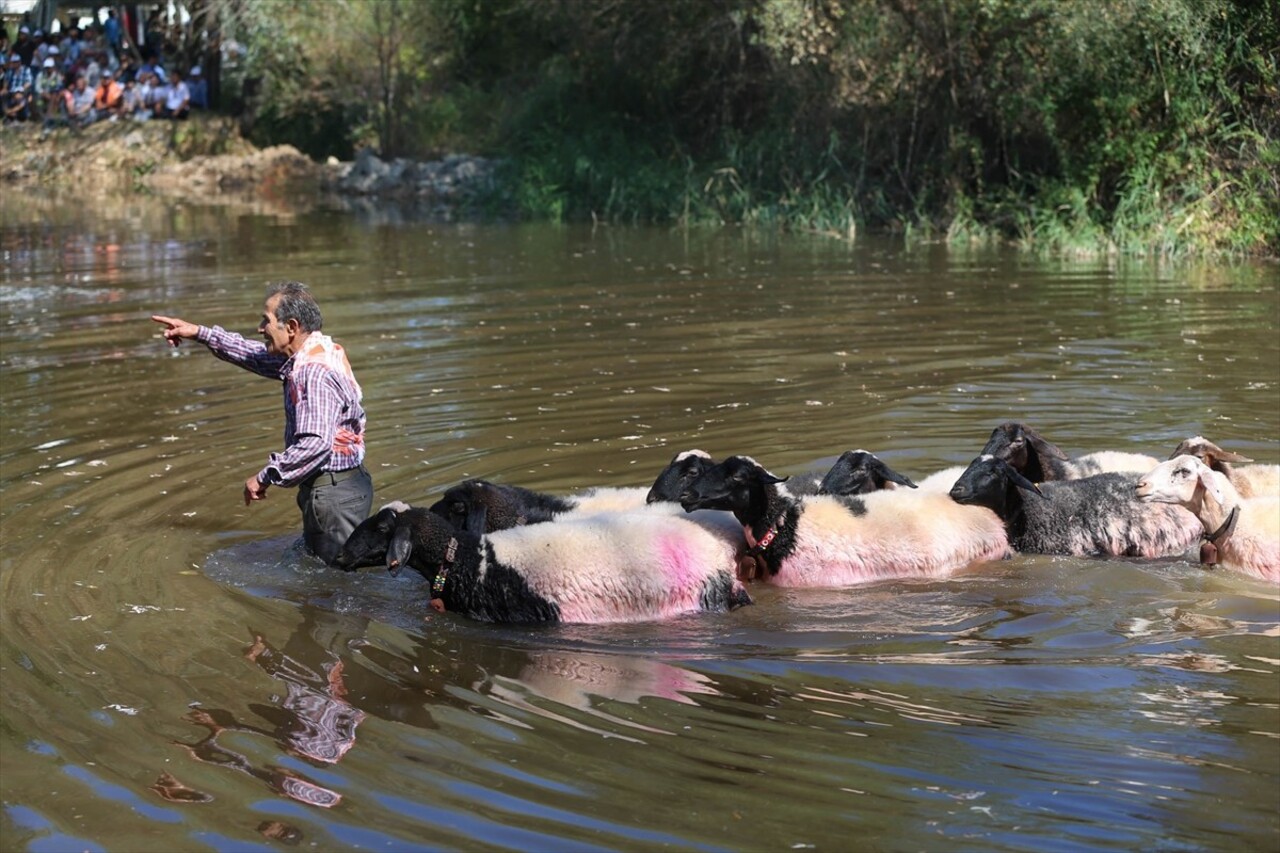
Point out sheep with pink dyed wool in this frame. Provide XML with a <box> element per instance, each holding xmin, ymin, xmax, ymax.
<box><xmin>1137</xmin><ymin>455</ymin><xmax>1279</xmax><ymax>582</ymax></box>
<box><xmin>346</xmin><ymin>503</ymin><xmax>751</xmax><ymax>624</ymax></box>
<box><xmin>678</xmin><ymin>455</ymin><xmax>1011</xmax><ymax>587</ymax></box>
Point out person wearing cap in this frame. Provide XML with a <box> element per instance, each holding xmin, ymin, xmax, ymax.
<box><xmin>3</xmin><ymin>53</ymin><xmax>33</xmax><ymax>122</ymax></box>
<box><xmin>187</xmin><ymin>64</ymin><xmax>208</xmax><ymax>110</ymax></box>
<box><xmin>151</xmin><ymin>281</ymin><xmax>374</xmax><ymax>565</ymax></box>
<box><xmin>34</xmin><ymin>55</ymin><xmax>63</xmax><ymax>121</ymax></box>
<box><xmin>43</xmin><ymin>42</ymin><xmax>60</xmax><ymax>71</ymax></box>
<box><xmin>94</xmin><ymin>66</ymin><xmax>122</xmax><ymax>118</ymax></box>
<box><xmin>12</xmin><ymin>25</ymin><xmax>35</xmax><ymax>66</ymax></box>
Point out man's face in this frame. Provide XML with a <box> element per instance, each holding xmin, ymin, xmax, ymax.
<box><xmin>259</xmin><ymin>294</ymin><xmax>296</xmax><ymax>356</ymax></box>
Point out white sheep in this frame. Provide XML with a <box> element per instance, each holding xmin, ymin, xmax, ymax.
<box><xmin>678</xmin><ymin>455</ymin><xmax>1010</xmax><ymax>587</ymax></box>
<box><xmin>1137</xmin><ymin>455</ymin><xmax>1279</xmax><ymax>582</ymax></box>
<box><xmin>1169</xmin><ymin>436</ymin><xmax>1280</xmax><ymax>498</ymax></box>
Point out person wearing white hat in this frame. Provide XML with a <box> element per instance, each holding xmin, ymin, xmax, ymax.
<box><xmin>34</xmin><ymin>55</ymin><xmax>64</xmax><ymax>121</ymax></box>
<box><xmin>12</xmin><ymin>25</ymin><xmax>36</xmax><ymax>67</ymax></box>
<box><xmin>188</xmin><ymin>64</ymin><xmax>208</xmax><ymax>109</ymax></box>
<box><xmin>3</xmin><ymin>52</ymin><xmax>34</xmax><ymax>121</ymax></box>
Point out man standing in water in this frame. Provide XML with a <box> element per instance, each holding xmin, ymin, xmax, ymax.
<box><xmin>151</xmin><ymin>281</ymin><xmax>372</xmax><ymax>565</ymax></box>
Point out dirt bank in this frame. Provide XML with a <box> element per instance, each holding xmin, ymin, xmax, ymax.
<box><xmin>0</xmin><ymin>117</ymin><xmax>501</xmax><ymax>215</ymax></box>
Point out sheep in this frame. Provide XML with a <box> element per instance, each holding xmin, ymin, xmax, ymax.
<box><xmin>381</xmin><ymin>505</ymin><xmax>752</xmax><ymax>624</ymax></box>
<box><xmin>1137</xmin><ymin>455</ymin><xmax>1279</xmax><ymax>582</ymax></box>
<box><xmin>948</xmin><ymin>455</ymin><xmax>1202</xmax><ymax>558</ymax></box>
<box><xmin>332</xmin><ymin>501</ymin><xmax>412</xmax><ymax>571</ymax></box>
<box><xmin>889</xmin><ymin>422</ymin><xmax>1157</xmax><ymax>496</ymax></box>
<box><xmin>816</xmin><ymin>450</ymin><xmax>918</xmax><ymax>496</ymax></box>
<box><xmin>427</xmin><ymin>479</ymin><xmax>573</xmax><ymax>534</ymax></box>
<box><xmin>981</xmin><ymin>421</ymin><xmax>1159</xmax><ymax>482</ymax></box>
<box><xmin>1169</xmin><ymin>436</ymin><xmax>1280</xmax><ymax>498</ymax></box>
<box><xmin>677</xmin><ymin>455</ymin><xmax>1010</xmax><ymax>588</ymax></box>
<box><xmin>428</xmin><ymin>448</ymin><xmax>720</xmax><ymax>535</ymax></box>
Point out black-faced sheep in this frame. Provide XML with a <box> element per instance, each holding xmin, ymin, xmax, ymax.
<box><xmin>332</xmin><ymin>501</ymin><xmax>411</xmax><ymax>571</ymax></box>
<box><xmin>428</xmin><ymin>480</ymin><xmax>573</xmax><ymax>534</ymax></box>
<box><xmin>428</xmin><ymin>448</ymin><xmax>720</xmax><ymax>535</ymax></box>
<box><xmin>982</xmin><ymin>421</ymin><xmax>1159</xmax><ymax>482</ymax></box>
<box><xmin>948</xmin><ymin>455</ymin><xmax>1202</xmax><ymax>558</ymax></box>
<box><xmin>817</xmin><ymin>450</ymin><xmax>918</xmax><ymax>496</ymax></box>
<box><xmin>1169</xmin><ymin>436</ymin><xmax>1280</xmax><ymax>499</ymax></box>
<box><xmin>377</xmin><ymin>506</ymin><xmax>752</xmax><ymax>623</ymax></box>
<box><xmin>678</xmin><ymin>455</ymin><xmax>1010</xmax><ymax>587</ymax></box>
<box><xmin>1137</xmin><ymin>455</ymin><xmax>1279</xmax><ymax>582</ymax></box>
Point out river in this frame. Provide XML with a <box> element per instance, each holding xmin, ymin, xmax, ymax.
<box><xmin>1</xmin><ymin>195</ymin><xmax>1277</xmax><ymax>851</ymax></box>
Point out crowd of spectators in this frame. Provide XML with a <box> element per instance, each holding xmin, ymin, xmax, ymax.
<box><xmin>1</xmin><ymin>18</ymin><xmax>208</xmax><ymax>130</ymax></box>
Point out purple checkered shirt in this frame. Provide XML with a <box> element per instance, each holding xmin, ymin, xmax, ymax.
<box><xmin>196</xmin><ymin>326</ymin><xmax>366</xmax><ymax>487</ymax></box>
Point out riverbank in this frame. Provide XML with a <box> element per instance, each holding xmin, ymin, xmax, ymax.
<box><xmin>0</xmin><ymin>117</ymin><xmax>504</xmax><ymax>218</ymax></box>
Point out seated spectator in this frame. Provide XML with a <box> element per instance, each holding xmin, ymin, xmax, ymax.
<box><xmin>120</xmin><ymin>77</ymin><xmax>148</xmax><ymax>121</ymax></box>
<box><xmin>12</xmin><ymin>25</ymin><xmax>35</xmax><ymax>67</ymax></box>
<box><xmin>155</xmin><ymin>69</ymin><xmax>189</xmax><ymax>119</ymax></box>
<box><xmin>65</xmin><ymin>74</ymin><xmax>96</xmax><ymax>127</ymax></box>
<box><xmin>137</xmin><ymin>70</ymin><xmax>157</xmax><ymax>113</ymax></box>
<box><xmin>94</xmin><ymin>67</ymin><xmax>122</xmax><ymax>119</ymax></box>
<box><xmin>83</xmin><ymin>51</ymin><xmax>103</xmax><ymax>89</ymax></box>
<box><xmin>116</xmin><ymin>52</ymin><xmax>137</xmax><ymax>84</ymax></box>
<box><xmin>64</xmin><ymin>27</ymin><xmax>84</xmax><ymax>64</ymax></box>
<box><xmin>187</xmin><ymin>65</ymin><xmax>208</xmax><ymax>109</ymax></box>
<box><xmin>34</xmin><ymin>56</ymin><xmax>62</xmax><ymax>120</ymax></box>
<box><xmin>138</xmin><ymin>53</ymin><xmax>166</xmax><ymax>85</ymax></box>
<box><xmin>3</xmin><ymin>52</ymin><xmax>33</xmax><ymax>122</ymax></box>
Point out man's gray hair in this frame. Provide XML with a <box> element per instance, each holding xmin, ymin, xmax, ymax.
<box><xmin>266</xmin><ymin>280</ymin><xmax>323</xmax><ymax>332</ymax></box>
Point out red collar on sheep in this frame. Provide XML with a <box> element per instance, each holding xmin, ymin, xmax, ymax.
<box><xmin>744</xmin><ymin>513</ymin><xmax>787</xmax><ymax>553</ymax></box>
<box><xmin>1200</xmin><ymin>505</ymin><xmax>1239</xmax><ymax>566</ymax></box>
<box><xmin>429</xmin><ymin>537</ymin><xmax>460</xmax><ymax>613</ymax></box>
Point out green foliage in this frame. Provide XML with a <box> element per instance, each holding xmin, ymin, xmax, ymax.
<box><xmin>206</xmin><ymin>0</ymin><xmax>1278</xmax><ymax>255</ymax></box>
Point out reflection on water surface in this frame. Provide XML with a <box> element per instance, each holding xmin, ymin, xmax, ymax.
<box><xmin>1</xmin><ymin>196</ymin><xmax>1277</xmax><ymax>851</ymax></box>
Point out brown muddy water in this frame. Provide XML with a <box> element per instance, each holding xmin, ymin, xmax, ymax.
<box><xmin>1</xmin><ymin>196</ymin><xmax>1278</xmax><ymax>852</ymax></box>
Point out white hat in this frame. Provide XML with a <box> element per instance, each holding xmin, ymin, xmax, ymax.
<box><xmin>190</xmin><ymin>65</ymin><xmax>202</xmax><ymax>76</ymax></box>
<box><xmin>43</xmin><ymin>57</ymin><xmax>55</xmax><ymax>68</ymax></box>
<box><xmin>19</xmin><ymin>25</ymin><xmax>30</xmax><ymax>34</ymax></box>
<box><xmin>49</xmin><ymin>45</ymin><xmax>59</xmax><ymax>54</ymax></box>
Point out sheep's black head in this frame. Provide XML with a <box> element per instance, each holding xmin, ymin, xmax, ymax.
<box><xmin>647</xmin><ymin>449</ymin><xmax>716</xmax><ymax>504</ymax></box>
<box><xmin>983</xmin><ymin>421</ymin><xmax>1068</xmax><ymax>482</ymax></box>
<box><xmin>949</xmin><ymin>455</ymin><xmax>1043</xmax><ymax>519</ymax></box>
<box><xmin>332</xmin><ymin>502</ymin><xmax>410</xmax><ymax>571</ymax></box>
<box><xmin>818</xmin><ymin>450</ymin><xmax>917</xmax><ymax>496</ymax></box>
<box><xmin>679</xmin><ymin>455</ymin><xmax>786</xmax><ymax>516</ymax></box>
<box><xmin>387</xmin><ymin>508</ymin><xmax>462</xmax><ymax>579</ymax></box>
<box><xmin>428</xmin><ymin>480</ymin><xmax>497</xmax><ymax>536</ymax></box>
